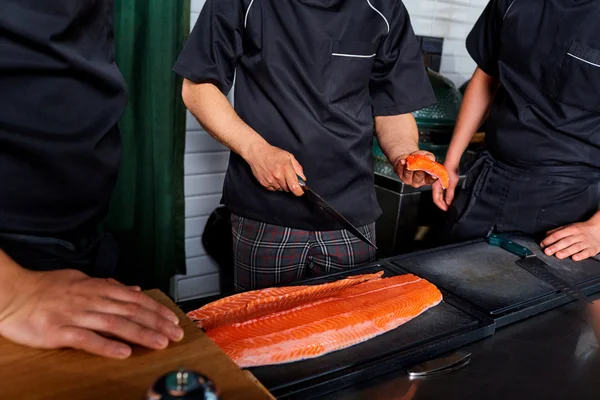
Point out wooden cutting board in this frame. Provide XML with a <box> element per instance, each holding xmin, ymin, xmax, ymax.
<box><xmin>0</xmin><ymin>290</ymin><xmax>274</xmax><ymax>400</ymax></box>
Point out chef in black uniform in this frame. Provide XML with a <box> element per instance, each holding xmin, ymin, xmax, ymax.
<box><xmin>174</xmin><ymin>0</ymin><xmax>437</xmax><ymax>290</ymax></box>
<box><xmin>0</xmin><ymin>0</ymin><xmax>183</xmax><ymax>359</ymax></box>
<box><xmin>433</xmin><ymin>0</ymin><xmax>600</xmax><ymax>261</ymax></box>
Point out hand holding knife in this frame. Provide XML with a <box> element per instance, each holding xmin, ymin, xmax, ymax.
<box><xmin>297</xmin><ymin>175</ymin><xmax>377</xmax><ymax>249</ymax></box>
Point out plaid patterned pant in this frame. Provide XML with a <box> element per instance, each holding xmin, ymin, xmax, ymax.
<box><xmin>231</xmin><ymin>214</ymin><xmax>377</xmax><ymax>292</ymax></box>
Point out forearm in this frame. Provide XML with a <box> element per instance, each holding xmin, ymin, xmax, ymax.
<box><xmin>182</xmin><ymin>79</ymin><xmax>268</xmax><ymax>160</ymax></box>
<box><xmin>445</xmin><ymin>68</ymin><xmax>499</xmax><ymax>167</ymax></box>
<box><xmin>375</xmin><ymin>113</ymin><xmax>420</xmax><ymax>166</ymax></box>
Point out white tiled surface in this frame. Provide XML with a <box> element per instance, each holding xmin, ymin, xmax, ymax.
<box><xmin>174</xmin><ymin>0</ymin><xmax>486</xmax><ymax>301</ymax></box>
<box><xmin>404</xmin><ymin>0</ymin><xmax>487</xmax><ymax>86</ymax></box>
<box><xmin>171</xmin><ymin>0</ymin><xmax>224</xmax><ymax>302</ymax></box>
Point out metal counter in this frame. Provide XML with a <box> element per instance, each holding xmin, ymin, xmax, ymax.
<box><xmin>321</xmin><ymin>292</ymin><xmax>600</xmax><ymax>400</ymax></box>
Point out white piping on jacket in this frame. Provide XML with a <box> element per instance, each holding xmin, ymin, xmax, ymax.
<box><xmin>503</xmin><ymin>0</ymin><xmax>517</xmax><ymax>20</ymax></box>
<box><xmin>244</xmin><ymin>0</ymin><xmax>256</xmax><ymax>28</ymax></box>
<box><xmin>332</xmin><ymin>52</ymin><xmax>376</xmax><ymax>58</ymax></box>
<box><xmin>365</xmin><ymin>0</ymin><xmax>390</xmax><ymax>35</ymax></box>
<box><xmin>568</xmin><ymin>53</ymin><xmax>600</xmax><ymax>68</ymax></box>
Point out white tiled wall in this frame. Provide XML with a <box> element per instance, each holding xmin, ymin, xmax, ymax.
<box><xmin>403</xmin><ymin>0</ymin><xmax>488</xmax><ymax>86</ymax></box>
<box><xmin>170</xmin><ymin>0</ymin><xmax>228</xmax><ymax>302</ymax></box>
<box><xmin>172</xmin><ymin>0</ymin><xmax>486</xmax><ymax>301</ymax></box>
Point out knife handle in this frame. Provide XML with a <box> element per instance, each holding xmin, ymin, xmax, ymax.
<box><xmin>487</xmin><ymin>234</ymin><xmax>534</xmax><ymax>258</ymax></box>
<box><xmin>297</xmin><ymin>175</ymin><xmax>307</xmax><ymax>187</ymax></box>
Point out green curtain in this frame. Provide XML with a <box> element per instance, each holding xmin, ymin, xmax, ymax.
<box><xmin>104</xmin><ymin>0</ymin><xmax>190</xmax><ymax>293</ymax></box>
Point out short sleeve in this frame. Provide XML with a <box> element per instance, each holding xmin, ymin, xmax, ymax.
<box><xmin>173</xmin><ymin>0</ymin><xmax>245</xmax><ymax>95</ymax></box>
<box><xmin>466</xmin><ymin>0</ymin><xmax>507</xmax><ymax>77</ymax></box>
<box><xmin>369</xmin><ymin>2</ymin><xmax>436</xmax><ymax>117</ymax></box>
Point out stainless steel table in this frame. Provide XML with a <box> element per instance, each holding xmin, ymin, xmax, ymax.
<box><xmin>322</xmin><ymin>292</ymin><xmax>600</xmax><ymax>400</ymax></box>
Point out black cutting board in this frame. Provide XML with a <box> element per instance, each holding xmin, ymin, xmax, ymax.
<box><xmin>247</xmin><ymin>264</ymin><xmax>495</xmax><ymax>400</ymax></box>
<box><xmin>389</xmin><ymin>235</ymin><xmax>600</xmax><ymax>327</ymax></box>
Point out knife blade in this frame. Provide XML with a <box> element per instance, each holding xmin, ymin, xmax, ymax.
<box><xmin>297</xmin><ymin>176</ymin><xmax>377</xmax><ymax>249</ymax></box>
<box><xmin>487</xmin><ymin>234</ymin><xmax>592</xmax><ymax>304</ymax></box>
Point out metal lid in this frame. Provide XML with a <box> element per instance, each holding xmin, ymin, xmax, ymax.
<box><xmin>412</xmin><ymin>69</ymin><xmax>463</xmax><ymax>130</ymax></box>
<box><xmin>146</xmin><ymin>368</ymin><xmax>220</xmax><ymax>400</ymax></box>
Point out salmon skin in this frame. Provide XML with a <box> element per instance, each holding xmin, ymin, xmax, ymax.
<box><xmin>186</xmin><ymin>272</ymin><xmax>384</xmax><ymax>331</ymax></box>
<box><xmin>205</xmin><ymin>274</ymin><xmax>443</xmax><ymax>368</ymax></box>
<box><xmin>405</xmin><ymin>154</ymin><xmax>450</xmax><ymax>189</ymax></box>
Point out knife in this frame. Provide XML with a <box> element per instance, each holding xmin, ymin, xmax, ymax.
<box><xmin>487</xmin><ymin>233</ymin><xmax>592</xmax><ymax>304</ymax></box>
<box><xmin>297</xmin><ymin>176</ymin><xmax>377</xmax><ymax>249</ymax></box>
<box><xmin>407</xmin><ymin>351</ymin><xmax>471</xmax><ymax>378</ymax></box>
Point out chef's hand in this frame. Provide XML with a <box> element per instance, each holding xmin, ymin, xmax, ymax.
<box><xmin>393</xmin><ymin>150</ymin><xmax>438</xmax><ymax>189</ymax></box>
<box><xmin>0</xmin><ymin>267</ymin><xmax>184</xmax><ymax>359</ymax></box>
<box><xmin>245</xmin><ymin>142</ymin><xmax>306</xmax><ymax>196</ymax></box>
<box><xmin>541</xmin><ymin>214</ymin><xmax>600</xmax><ymax>261</ymax></box>
<box><xmin>432</xmin><ymin>163</ymin><xmax>460</xmax><ymax>211</ymax></box>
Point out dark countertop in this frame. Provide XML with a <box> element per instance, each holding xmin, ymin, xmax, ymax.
<box><xmin>320</xmin><ymin>292</ymin><xmax>600</xmax><ymax>400</ymax></box>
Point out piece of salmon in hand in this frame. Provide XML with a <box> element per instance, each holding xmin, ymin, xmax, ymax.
<box><xmin>405</xmin><ymin>154</ymin><xmax>450</xmax><ymax>189</ymax></box>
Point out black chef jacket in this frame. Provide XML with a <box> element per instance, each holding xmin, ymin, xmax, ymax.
<box><xmin>174</xmin><ymin>0</ymin><xmax>435</xmax><ymax>231</ymax></box>
<box><xmin>467</xmin><ymin>0</ymin><xmax>600</xmax><ymax>176</ymax></box>
<box><xmin>0</xmin><ymin>0</ymin><xmax>128</xmax><ymax>238</ymax></box>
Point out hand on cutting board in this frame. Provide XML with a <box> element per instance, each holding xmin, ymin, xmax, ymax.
<box><xmin>0</xmin><ymin>257</ymin><xmax>184</xmax><ymax>359</ymax></box>
<box><xmin>432</xmin><ymin>163</ymin><xmax>460</xmax><ymax>211</ymax></box>
<box><xmin>541</xmin><ymin>214</ymin><xmax>600</xmax><ymax>261</ymax></box>
<box><xmin>394</xmin><ymin>150</ymin><xmax>438</xmax><ymax>189</ymax></box>
<box><xmin>245</xmin><ymin>141</ymin><xmax>306</xmax><ymax>196</ymax></box>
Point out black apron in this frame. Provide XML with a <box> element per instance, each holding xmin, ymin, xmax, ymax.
<box><xmin>444</xmin><ymin>150</ymin><xmax>600</xmax><ymax>244</ymax></box>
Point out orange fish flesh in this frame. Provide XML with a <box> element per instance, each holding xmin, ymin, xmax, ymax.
<box><xmin>207</xmin><ymin>274</ymin><xmax>442</xmax><ymax>368</ymax></box>
<box><xmin>186</xmin><ymin>272</ymin><xmax>384</xmax><ymax>331</ymax></box>
<box><xmin>405</xmin><ymin>154</ymin><xmax>450</xmax><ymax>189</ymax></box>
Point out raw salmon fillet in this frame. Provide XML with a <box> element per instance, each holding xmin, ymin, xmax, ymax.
<box><xmin>405</xmin><ymin>154</ymin><xmax>450</xmax><ymax>189</ymax></box>
<box><xmin>187</xmin><ymin>272</ymin><xmax>384</xmax><ymax>331</ymax></box>
<box><xmin>209</xmin><ymin>274</ymin><xmax>442</xmax><ymax>368</ymax></box>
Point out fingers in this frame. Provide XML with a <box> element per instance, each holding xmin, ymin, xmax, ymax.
<box><xmin>545</xmin><ymin>226</ymin><xmax>566</xmax><ymax>238</ymax></box>
<box><xmin>541</xmin><ymin>226</ymin><xmax>579</xmax><ymax>252</ymax></box>
<box><xmin>284</xmin><ymin>160</ymin><xmax>304</xmax><ymax>197</ymax></box>
<box><xmin>284</xmin><ymin>173</ymin><xmax>303</xmax><ymax>196</ymax></box>
<box><xmin>290</xmin><ymin>156</ymin><xmax>306</xmax><ymax>181</ymax></box>
<box><xmin>94</xmin><ymin>297</ymin><xmax>184</xmax><ymax>342</ymax></box>
<box><xmin>399</xmin><ymin>168</ymin><xmax>418</xmax><ymax>187</ymax></box>
<box><xmin>421</xmin><ymin>152</ymin><xmax>436</xmax><ymax>161</ymax></box>
<box><xmin>573</xmin><ymin>248</ymin><xmax>597</xmax><ymax>262</ymax></box>
<box><xmin>545</xmin><ymin>234</ymin><xmax>581</xmax><ymax>256</ymax></box>
<box><xmin>106</xmin><ymin>278</ymin><xmax>141</xmax><ymax>292</ymax></box>
<box><xmin>103</xmin><ymin>286</ymin><xmax>180</xmax><ymax>325</ymax></box>
<box><xmin>260</xmin><ymin>151</ymin><xmax>305</xmax><ymax>193</ymax></box>
<box><xmin>432</xmin><ymin>181</ymin><xmax>448</xmax><ymax>211</ymax></box>
<box><xmin>554</xmin><ymin>241</ymin><xmax>587</xmax><ymax>260</ymax></box>
<box><xmin>424</xmin><ymin>175</ymin><xmax>438</xmax><ymax>185</ymax></box>
<box><xmin>445</xmin><ymin>183</ymin><xmax>456</xmax><ymax>206</ymax></box>
<box><xmin>72</xmin><ymin>311</ymin><xmax>171</xmax><ymax>350</ymax></box>
<box><xmin>412</xmin><ymin>171</ymin><xmax>427</xmax><ymax>186</ymax></box>
<box><xmin>55</xmin><ymin>327</ymin><xmax>133</xmax><ymax>359</ymax></box>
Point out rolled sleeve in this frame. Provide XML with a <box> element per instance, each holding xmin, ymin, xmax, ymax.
<box><xmin>369</xmin><ymin>3</ymin><xmax>436</xmax><ymax>116</ymax></box>
<box><xmin>173</xmin><ymin>0</ymin><xmax>245</xmax><ymax>95</ymax></box>
<box><xmin>466</xmin><ymin>0</ymin><xmax>508</xmax><ymax>78</ymax></box>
